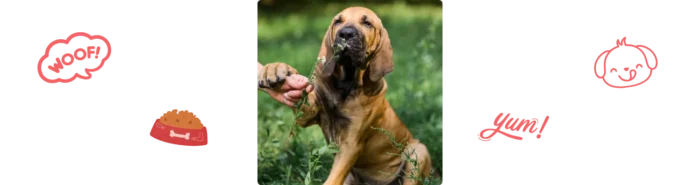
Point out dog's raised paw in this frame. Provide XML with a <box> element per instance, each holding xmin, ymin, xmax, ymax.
<box><xmin>258</xmin><ymin>62</ymin><xmax>299</xmax><ymax>89</ymax></box>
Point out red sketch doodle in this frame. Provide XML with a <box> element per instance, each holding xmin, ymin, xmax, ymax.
<box><xmin>38</xmin><ymin>32</ymin><xmax>111</xmax><ymax>83</ymax></box>
<box><xmin>594</xmin><ymin>37</ymin><xmax>657</xmax><ymax>88</ymax></box>
<box><xmin>478</xmin><ymin>113</ymin><xmax>550</xmax><ymax>141</ymax></box>
<box><xmin>150</xmin><ymin>109</ymin><xmax>208</xmax><ymax>146</ymax></box>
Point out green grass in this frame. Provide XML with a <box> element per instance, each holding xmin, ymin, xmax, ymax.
<box><xmin>258</xmin><ymin>3</ymin><xmax>442</xmax><ymax>185</ymax></box>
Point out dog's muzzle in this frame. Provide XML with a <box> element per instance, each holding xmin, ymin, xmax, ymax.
<box><xmin>335</xmin><ymin>26</ymin><xmax>366</xmax><ymax>68</ymax></box>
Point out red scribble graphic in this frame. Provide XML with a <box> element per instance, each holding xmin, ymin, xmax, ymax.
<box><xmin>38</xmin><ymin>32</ymin><xmax>111</xmax><ymax>83</ymax></box>
<box><xmin>148</xmin><ymin>118</ymin><xmax>209</xmax><ymax>148</ymax></box>
<box><xmin>478</xmin><ymin>113</ymin><xmax>550</xmax><ymax>141</ymax></box>
<box><xmin>594</xmin><ymin>37</ymin><xmax>657</xmax><ymax>88</ymax></box>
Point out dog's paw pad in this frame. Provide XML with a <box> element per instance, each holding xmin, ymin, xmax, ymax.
<box><xmin>258</xmin><ymin>62</ymin><xmax>299</xmax><ymax>89</ymax></box>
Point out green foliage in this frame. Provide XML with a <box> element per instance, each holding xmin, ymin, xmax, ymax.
<box><xmin>289</xmin><ymin>39</ymin><xmax>349</xmax><ymax>141</ymax></box>
<box><xmin>259</xmin><ymin>2</ymin><xmax>441</xmax><ymax>185</ymax></box>
<box><xmin>371</xmin><ymin>126</ymin><xmax>441</xmax><ymax>185</ymax></box>
<box><xmin>293</xmin><ymin>38</ymin><xmax>348</xmax><ymax>120</ymax></box>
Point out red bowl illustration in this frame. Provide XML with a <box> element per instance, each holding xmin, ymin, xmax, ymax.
<box><xmin>148</xmin><ymin>118</ymin><xmax>209</xmax><ymax>148</ymax></box>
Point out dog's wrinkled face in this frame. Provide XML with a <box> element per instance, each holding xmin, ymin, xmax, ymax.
<box><xmin>330</xmin><ymin>7</ymin><xmax>383</xmax><ymax>68</ymax></box>
<box><xmin>319</xmin><ymin>7</ymin><xmax>393</xmax><ymax>88</ymax></box>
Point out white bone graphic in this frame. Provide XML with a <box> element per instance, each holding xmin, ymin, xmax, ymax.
<box><xmin>169</xmin><ymin>130</ymin><xmax>190</xmax><ymax>140</ymax></box>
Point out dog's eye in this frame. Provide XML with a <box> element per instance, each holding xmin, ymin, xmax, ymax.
<box><xmin>636</xmin><ymin>64</ymin><xmax>643</xmax><ymax>68</ymax></box>
<box><xmin>362</xmin><ymin>20</ymin><xmax>372</xmax><ymax>28</ymax></box>
<box><xmin>334</xmin><ymin>19</ymin><xmax>342</xmax><ymax>25</ymax></box>
<box><xmin>361</xmin><ymin>15</ymin><xmax>372</xmax><ymax>28</ymax></box>
<box><xmin>610</xmin><ymin>68</ymin><xmax>617</xmax><ymax>73</ymax></box>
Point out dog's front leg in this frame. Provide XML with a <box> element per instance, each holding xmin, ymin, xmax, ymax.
<box><xmin>293</xmin><ymin>90</ymin><xmax>320</xmax><ymax>127</ymax></box>
<box><xmin>323</xmin><ymin>137</ymin><xmax>364</xmax><ymax>185</ymax></box>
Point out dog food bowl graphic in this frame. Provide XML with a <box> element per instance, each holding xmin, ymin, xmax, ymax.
<box><xmin>150</xmin><ymin>119</ymin><xmax>208</xmax><ymax>146</ymax></box>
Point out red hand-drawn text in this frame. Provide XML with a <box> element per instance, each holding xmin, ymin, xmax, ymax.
<box><xmin>47</xmin><ymin>46</ymin><xmax>101</xmax><ymax>73</ymax></box>
<box><xmin>478</xmin><ymin>113</ymin><xmax>550</xmax><ymax>141</ymax></box>
<box><xmin>35</xmin><ymin>30</ymin><xmax>112</xmax><ymax>84</ymax></box>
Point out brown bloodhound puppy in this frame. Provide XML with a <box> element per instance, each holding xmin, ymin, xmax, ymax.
<box><xmin>258</xmin><ymin>7</ymin><xmax>432</xmax><ymax>185</ymax></box>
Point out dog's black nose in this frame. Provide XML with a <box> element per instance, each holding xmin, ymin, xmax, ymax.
<box><xmin>338</xmin><ymin>27</ymin><xmax>357</xmax><ymax>39</ymax></box>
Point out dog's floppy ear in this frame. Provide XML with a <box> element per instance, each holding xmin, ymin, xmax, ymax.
<box><xmin>318</xmin><ymin>24</ymin><xmax>336</xmax><ymax>77</ymax></box>
<box><xmin>368</xmin><ymin>27</ymin><xmax>394</xmax><ymax>82</ymax></box>
<box><xmin>594</xmin><ymin>50</ymin><xmax>610</xmax><ymax>78</ymax></box>
<box><xmin>637</xmin><ymin>45</ymin><xmax>657</xmax><ymax>70</ymax></box>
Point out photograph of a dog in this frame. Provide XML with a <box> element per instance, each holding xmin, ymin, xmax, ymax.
<box><xmin>258</xmin><ymin>1</ymin><xmax>442</xmax><ymax>184</ymax></box>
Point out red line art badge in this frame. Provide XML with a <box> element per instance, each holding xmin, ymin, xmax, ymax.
<box><xmin>38</xmin><ymin>32</ymin><xmax>111</xmax><ymax>83</ymax></box>
<box><xmin>594</xmin><ymin>37</ymin><xmax>657</xmax><ymax>88</ymax></box>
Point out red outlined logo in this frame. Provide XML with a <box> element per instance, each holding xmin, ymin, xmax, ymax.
<box><xmin>594</xmin><ymin>37</ymin><xmax>657</xmax><ymax>88</ymax></box>
<box><xmin>478</xmin><ymin>113</ymin><xmax>550</xmax><ymax>141</ymax></box>
<box><xmin>38</xmin><ymin>32</ymin><xmax>111</xmax><ymax>83</ymax></box>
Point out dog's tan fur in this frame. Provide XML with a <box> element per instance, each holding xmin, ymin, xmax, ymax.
<box><xmin>259</xmin><ymin>7</ymin><xmax>432</xmax><ymax>185</ymax></box>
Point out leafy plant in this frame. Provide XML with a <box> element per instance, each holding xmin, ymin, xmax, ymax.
<box><xmin>289</xmin><ymin>38</ymin><xmax>349</xmax><ymax>141</ymax></box>
<box><xmin>304</xmin><ymin>142</ymin><xmax>339</xmax><ymax>185</ymax></box>
<box><xmin>371</xmin><ymin>126</ymin><xmax>442</xmax><ymax>185</ymax></box>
